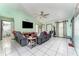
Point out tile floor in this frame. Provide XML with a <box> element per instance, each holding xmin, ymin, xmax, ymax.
<box><xmin>0</xmin><ymin>37</ymin><xmax>77</xmax><ymax>56</ymax></box>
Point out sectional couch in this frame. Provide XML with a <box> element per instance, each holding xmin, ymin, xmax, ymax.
<box><xmin>37</xmin><ymin>31</ymin><xmax>53</xmax><ymax>45</ymax></box>
<box><xmin>13</xmin><ymin>31</ymin><xmax>53</xmax><ymax>46</ymax></box>
<box><xmin>14</xmin><ymin>31</ymin><xmax>28</xmax><ymax>46</ymax></box>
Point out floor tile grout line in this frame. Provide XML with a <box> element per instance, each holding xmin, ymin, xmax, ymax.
<box><xmin>72</xmin><ymin>39</ymin><xmax>78</xmax><ymax>56</ymax></box>
<box><xmin>44</xmin><ymin>38</ymin><xmax>59</xmax><ymax>56</ymax></box>
<box><xmin>24</xmin><ymin>46</ymin><xmax>37</xmax><ymax>56</ymax></box>
<box><xmin>73</xmin><ymin>46</ymin><xmax>78</xmax><ymax>56</ymax></box>
<box><xmin>66</xmin><ymin>39</ymin><xmax>78</xmax><ymax>56</ymax></box>
<box><xmin>38</xmin><ymin>46</ymin><xmax>52</xmax><ymax>56</ymax></box>
<box><xmin>66</xmin><ymin>39</ymin><xmax>68</xmax><ymax>56</ymax></box>
<box><xmin>24</xmin><ymin>42</ymin><xmax>51</xmax><ymax>56</ymax></box>
<box><xmin>16</xmin><ymin>37</ymin><xmax>58</xmax><ymax>56</ymax></box>
<box><xmin>11</xmin><ymin>43</ymin><xmax>21</xmax><ymax>56</ymax></box>
<box><xmin>55</xmin><ymin>39</ymin><xmax>64</xmax><ymax>56</ymax></box>
<box><xmin>35</xmin><ymin>48</ymin><xmax>49</xmax><ymax>56</ymax></box>
<box><xmin>43</xmin><ymin>37</ymin><xmax>65</xmax><ymax>55</ymax></box>
<box><xmin>25</xmin><ymin>47</ymin><xmax>48</xmax><ymax>55</ymax></box>
<box><xmin>54</xmin><ymin>39</ymin><xmax>62</xmax><ymax>56</ymax></box>
<box><xmin>1</xmin><ymin>37</ymin><xmax>78</xmax><ymax>56</ymax></box>
<box><xmin>67</xmin><ymin>39</ymin><xmax>78</xmax><ymax>56</ymax></box>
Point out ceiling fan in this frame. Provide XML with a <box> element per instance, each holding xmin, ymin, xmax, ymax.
<box><xmin>40</xmin><ymin>11</ymin><xmax>49</xmax><ymax>18</ymax></box>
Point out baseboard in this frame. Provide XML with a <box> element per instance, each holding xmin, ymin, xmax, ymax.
<box><xmin>54</xmin><ymin>36</ymin><xmax>66</xmax><ymax>38</ymax></box>
<box><xmin>66</xmin><ymin>36</ymin><xmax>72</xmax><ymax>39</ymax></box>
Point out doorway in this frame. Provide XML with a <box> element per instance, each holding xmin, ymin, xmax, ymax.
<box><xmin>2</xmin><ymin>21</ymin><xmax>12</xmax><ymax>38</ymax></box>
<box><xmin>2</xmin><ymin>20</ymin><xmax>14</xmax><ymax>55</ymax></box>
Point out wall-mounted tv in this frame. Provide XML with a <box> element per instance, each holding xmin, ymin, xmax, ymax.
<box><xmin>22</xmin><ymin>21</ymin><xmax>33</xmax><ymax>28</ymax></box>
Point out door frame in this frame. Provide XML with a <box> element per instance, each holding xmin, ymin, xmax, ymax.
<box><xmin>0</xmin><ymin>16</ymin><xmax>14</xmax><ymax>40</ymax></box>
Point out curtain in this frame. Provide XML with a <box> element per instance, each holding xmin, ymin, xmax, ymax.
<box><xmin>56</xmin><ymin>22</ymin><xmax>59</xmax><ymax>37</ymax></box>
<box><xmin>63</xmin><ymin>21</ymin><xmax>67</xmax><ymax>37</ymax></box>
<box><xmin>0</xmin><ymin>20</ymin><xmax>2</xmax><ymax>40</ymax></box>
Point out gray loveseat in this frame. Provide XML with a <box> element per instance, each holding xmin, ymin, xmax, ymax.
<box><xmin>37</xmin><ymin>31</ymin><xmax>52</xmax><ymax>45</ymax></box>
<box><xmin>15</xmin><ymin>31</ymin><xmax>28</xmax><ymax>46</ymax></box>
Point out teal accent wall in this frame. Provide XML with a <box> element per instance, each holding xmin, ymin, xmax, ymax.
<box><xmin>67</xmin><ymin>18</ymin><xmax>72</xmax><ymax>38</ymax></box>
<box><xmin>66</xmin><ymin>10</ymin><xmax>74</xmax><ymax>38</ymax></box>
<box><xmin>0</xmin><ymin>4</ymin><xmax>36</xmax><ymax>32</ymax></box>
<box><xmin>66</xmin><ymin>4</ymin><xmax>75</xmax><ymax>38</ymax></box>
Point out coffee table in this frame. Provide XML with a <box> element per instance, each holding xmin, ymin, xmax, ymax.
<box><xmin>27</xmin><ymin>36</ymin><xmax>37</xmax><ymax>48</ymax></box>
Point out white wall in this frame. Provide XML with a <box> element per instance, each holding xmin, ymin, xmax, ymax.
<box><xmin>74</xmin><ymin>15</ymin><xmax>79</xmax><ymax>55</ymax></box>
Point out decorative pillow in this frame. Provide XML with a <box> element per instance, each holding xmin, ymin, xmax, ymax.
<box><xmin>12</xmin><ymin>31</ymin><xmax>16</xmax><ymax>36</ymax></box>
<box><xmin>44</xmin><ymin>31</ymin><xmax>48</xmax><ymax>36</ymax></box>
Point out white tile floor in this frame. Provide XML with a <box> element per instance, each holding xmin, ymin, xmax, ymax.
<box><xmin>0</xmin><ymin>37</ymin><xmax>77</xmax><ymax>56</ymax></box>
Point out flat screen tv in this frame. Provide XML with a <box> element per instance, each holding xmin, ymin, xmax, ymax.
<box><xmin>22</xmin><ymin>21</ymin><xmax>33</xmax><ymax>28</ymax></box>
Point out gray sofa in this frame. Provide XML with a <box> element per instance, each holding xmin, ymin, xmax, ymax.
<box><xmin>15</xmin><ymin>31</ymin><xmax>28</xmax><ymax>46</ymax></box>
<box><xmin>37</xmin><ymin>31</ymin><xmax>52</xmax><ymax>45</ymax></box>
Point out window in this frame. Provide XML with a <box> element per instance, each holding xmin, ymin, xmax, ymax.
<box><xmin>59</xmin><ymin>22</ymin><xmax>63</xmax><ymax>37</ymax></box>
<box><xmin>36</xmin><ymin>24</ymin><xmax>39</xmax><ymax>33</ymax></box>
<box><xmin>42</xmin><ymin>24</ymin><xmax>46</xmax><ymax>32</ymax></box>
<box><xmin>47</xmin><ymin>24</ymin><xmax>52</xmax><ymax>33</ymax></box>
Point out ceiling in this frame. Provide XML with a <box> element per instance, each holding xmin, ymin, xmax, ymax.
<box><xmin>20</xmin><ymin>3</ymin><xmax>76</xmax><ymax>23</ymax></box>
<box><xmin>0</xmin><ymin>3</ymin><xmax>77</xmax><ymax>23</ymax></box>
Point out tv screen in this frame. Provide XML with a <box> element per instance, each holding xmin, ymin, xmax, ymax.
<box><xmin>22</xmin><ymin>21</ymin><xmax>33</xmax><ymax>28</ymax></box>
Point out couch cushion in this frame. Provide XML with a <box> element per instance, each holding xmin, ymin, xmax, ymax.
<box><xmin>43</xmin><ymin>31</ymin><xmax>48</xmax><ymax>37</ymax></box>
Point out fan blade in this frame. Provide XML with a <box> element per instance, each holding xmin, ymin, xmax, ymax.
<box><xmin>44</xmin><ymin>14</ymin><xmax>49</xmax><ymax>16</ymax></box>
<box><xmin>40</xmin><ymin>11</ymin><xmax>44</xmax><ymax>15</ymax></box>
